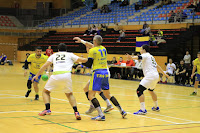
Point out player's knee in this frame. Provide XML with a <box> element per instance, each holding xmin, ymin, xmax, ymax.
<box><xmin>27</xmin><ymin>80</ymin><xmax>32</xmax><ymax>89</ymax></box>
<box><xmin>43</xmin><ymin>89</ymin><xmax>50</xmax><ymax>94</ymax></box>
<box><xmin>136</xmin><ymin>85</ymin><xmax>147</xmax><ymax>97</ymax></box>
<box><xmin>65</xmin><ymin>92</ymin><xmax>73</xmax><ymax>97</ymax></box>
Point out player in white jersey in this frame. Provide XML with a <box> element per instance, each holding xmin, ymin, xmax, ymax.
<box><xmin>32</xmin><ymin>43</ymin><xmax>88</xmax><ymax>120</ymax></box>
<box><xmin>127</xmin><ymin>45</ymin><xmax>168</xmax><ymax>115</ymax></box>
<box><xmin>73</xmin><ymin>37</ymin><xmax>114</xmax><ymax>114</ymax></box>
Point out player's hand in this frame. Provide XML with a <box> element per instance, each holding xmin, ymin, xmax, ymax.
<box><xmin>32</xmin><ymin>76</ymin><xmax>38</xmax><ymax>82</ymax></box>
<box><xmin>73</xmin><ymin>37</ymin><xmax>82</xmax><ymax>43</ymax></box>
<box><xmin>24</xmin><ymin>71</ymin><xmax>28</xmax><ymax>77</ymax></box>
<box><xmin>165</xmin><ymin>74</ymin><xmax>169</xmax><ymax>78</ymax></box>
<box><xmin>191</xmin><ymin>73</ymin><xmax>195</xmax><ymax>79</ymax></box>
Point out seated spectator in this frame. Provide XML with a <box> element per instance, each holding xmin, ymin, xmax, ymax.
<box><xmin>120</xmin><ymin>0</ymin><xmax>129</xmax><ymax>7</ymax></box>
<box><xmin>168</xmin><ymin>10</ymin><xmax>176</xmax><ymax>23</ymax></box>
<box><xmin>159</xmin><ymin>58</ymin><xmax>176</xmax><ymax>83</ymax></box>
<box><xmin>115</xmin><ymin>57</ymin><xmax>126</xmax><ymax>65</ymax></box>
<box><xmin>183</xmin><ymin>51</ymin><xmax>191</xmax><ymax>69</ymax></box>
<box><xmin>115</xmin><ymin>57</ymin><xmax>126</xmax><ymax>79</ymax></box>
<box><xmin>126</xmin><ymin>58</ymin><xmax>135</xmax><ymax>79</ymax></box>
<box><xmin>100</xmin><ymin>5</ymin><xmax>111</xmax><ymax>13</ymax></box>
<box><xmin>113</xmin><ymin>23</ymin><xmax>121</xmax><ymax>33</ymax></box>
<box><xmin>83</xmin><ymin>25</ymin><xmax>92</xmax><ymax>36</ymax></box>
<box><xmin>157</xmin><ymin>29</ymin><xmax>163</xmax><ymax>37</ymax></box>
<box><xmin>108</xmin><ymin>57</ymin><xmax>117</xmax><ymax>65</ymax></box>
<box><xmin>149</xmin><ymin>32</ymin><xmax>157</xmax><ymax>46</ymax></box>
<box><xmin>99</xmin><ymin>24</ymin><xmax>107</xmax><ymax>35</ymax></box>
<box><xmin>0</xmin><ymin>53</ymin><xmax>7</xmax><ymax>65</ymax></box>
<box><xmin>144</xmin><ymin>24</ymin><xmax>151</xmax><ymax>36</ymax></box>
<box><xmin>89</xmin><ymin>24</ymin><xmax>98</xmax><ymax>36</ymax></box>
<box><xmin>187</xmin><ymin>1</ymin><xmax>197</xmax><ymax>11</ymax></box>
<box><xmin>133</xmin><ymin>59</ymin><xmax>143</xmax><ymax>79</ymax></box>
<box><xmin>140</xmin><ymin>21</ymin><xmax>148</xmax><ymax>34</ymax></box>
<box><xmin>135</xmin><ymin>2</ymin><xmax>143</xmax><ymax>10</ymax></box>
<box><xmin>156</xmin><ymin>29</ymin><xmax>166</xmax><ymax>44</ymax></box>
<box><xmin>117</xmin><ymin>30</ymin><xmax>125</xmax><ymax>42</ymax></box>
<box><xmin>177</xmin><ymin>10</ymin><xmax>187</xmax><ymax>22</ymax></box>
<box><xmin>175</xmin><ymin>60</ymin><xmax>187</xmax><ymax>85</ymax></box>
<box><xmin>108</xmin><ymin>57</ymin><xmax>118</xmax><ymax>78</ymax></box>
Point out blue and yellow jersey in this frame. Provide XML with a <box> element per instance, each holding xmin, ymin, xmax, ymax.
<box><xmin>88</xmin><ymin>45</ymin><xmax>108</xmax><ymax>70</ymax></box>
<box><xmin>194</xmin><ymin>58</ymin><xmax>200</xmax><ymax>74</ymax></box>
<box><xmin>27</xmin><ymin>54</ymin><xmax>48</xmax><ymax>74</ymax></box>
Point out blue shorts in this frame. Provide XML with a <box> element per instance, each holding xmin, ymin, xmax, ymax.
<box><xmin>195</xmin><ymin>74</ymin><xmax>200</xmax><ymax>81</ymax></box>
<box><xmin>89</xmin><ymin>69</ymin><xmax>109</xmax><ymax>91</ymax></box>
<box><xmin>28</xmin><ymin>72</ymin><xmax>41</xmax><ymax>83</ymax></box>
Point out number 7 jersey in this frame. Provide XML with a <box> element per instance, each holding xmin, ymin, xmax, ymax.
<box><xmin>88</xmin><ymin>45</ymin><xmax>108</xmax><ymax>70</ymax></box>
<box><xmin>47</xmin><ymin>52</ymin><xmax>79</xmax><ymax>73</ymax></box>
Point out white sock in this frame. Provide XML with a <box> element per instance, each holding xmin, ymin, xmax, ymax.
<box><xmin>140</xmin><ymin>102</ymin><xmax>145</xmax><ymax>111</ymax></box>
<box><xmin>154</xmin><ymin>101</ymin><xmax>158</xmax><ymax>107</ymax></box>
<box><xmin>194</xmin><ymin>88</ymin><xmax>198</xmax><ymax>93</ymax></box>
<box><xmin>105</xmin><ymin>99</ymin><xmax>112</xmax><ymax>106</ymax></box>
<box><xmin>96</xmin><ymin>107</ymin><xmax>104</xmax><ymax>116</ymax></box>
<box><xmin>90</xmin><ymin>101</ymin><xmax>94</xmax><ymax>107</ymax></box>
<box><xmin>160</xmin><ymin>77</ymin><xmax>162</xmax><ymax>81</ymax></box>
<box><xmin>116</xmin><ymin>106</ymin><xmax>123</xmax><ymax>113</ymax></box>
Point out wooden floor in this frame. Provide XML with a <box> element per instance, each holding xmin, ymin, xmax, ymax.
<box><xmin>0</xmin><ymin>63</ymin><xmax>200</xmax><ymax>133</ymax></box>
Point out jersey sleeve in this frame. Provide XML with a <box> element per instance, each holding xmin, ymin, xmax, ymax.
<box><xmin>140</xmin><ymin>54</ymin><xmax>148</xmax><ymax>60</ymax></box>
<box><xmin>88</xmin><ymin>49</ymin><xmax>94</xmax><ymax>59</ymax></box>
<box><xmin>47</xmin><ymin>54</ymin><xmax>54</xmax><ymax>63</ymax></box>
<box><xmin>27</xmin><ymin>55</ymin><xmax>32</xmax><ymax>62</ymax></box>
<box><xmin>194</xmin><ymin>59</ymin><xmax>197</xmax><ymax>66</ymax></box>
<box><xmin>70</xmin><ymin>53</ymin><xmax>79</xmax><ymax>62</ymax></box>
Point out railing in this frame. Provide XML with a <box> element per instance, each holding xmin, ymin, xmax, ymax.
<box><xmin>0</xmin><ymin>31</ymin><xmax>46</xmax><ymax>37</ymax></box>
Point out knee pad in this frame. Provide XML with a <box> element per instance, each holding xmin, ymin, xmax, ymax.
<box><xmin>136</xmin><ymin>85</ymin><xmax>147</xmax><ymax>97</ymax></box>
<box><xmin>148</xmin><ymin>88</ymin><xmax>154</xmax><ymax>91</ymax></box>
<box><xmin>27</xmin><ymin>80</ymin><xmax>32</xmax><ymax>89</ymax></box>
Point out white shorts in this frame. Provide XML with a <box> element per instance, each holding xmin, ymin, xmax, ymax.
<box><xmin>140</xmin><ymin>75</ymin><xmax>159</xmax><ymax>89</ymax></box>
<box><xmin>44</xmin><ymin>73</ymin><xmax>72</xmax><ymax>93</ymax></box>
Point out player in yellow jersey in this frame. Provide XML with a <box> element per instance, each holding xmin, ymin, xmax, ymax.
<box><xmin>74</xmin><ymin>35</ymin><xmax>127</xmax><ymax>121</ymax></box>
<box><xmin>24</xmin><ymin>47</ymin><xmax>48</xmax><ymax>100</ymax></box>
<box><xmin>191</xmin><ymin>52</ymin><xmax>200</xmax><ymax>96</ymax></box>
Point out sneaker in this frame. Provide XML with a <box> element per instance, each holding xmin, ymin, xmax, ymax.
<box><xmin>103</xmin><ymin>105</ymin><xmax>114</xmax><ymax>113</ymax></box>
<box><xmin>91</xmin><ymin>115</ymin><xmax>105</xmax><ymax>121</ymax></box>
<box><xmin>152</xmin><ymin>107</ymin><xmax>160</xmax><ymax>112</ymax></box>
<box><xmin>158</xmin><ymin>81</ymin><xmax>162</xmax><ymax>83</ymax></box>
<box><xmin>25</xmin><ymin>90</ymin><xmax>31</xmax><ymax>97</ymax></box>
<box><xmin>133</xmin><ymin>109</ymin><xmax>147</xmax><ymax>115</ymax></box>
<box><xmin>74</xmin><ymin>112</ymin><xmax>81</xmax><ymax>120</ymax></box>
<box><xmin>190</xmin><ymin>92</ymin><xmax>197</xmax><ymax>96</ymax></box>
<box><xmin>121</xmin><ymin>111</ymin><xmax>127</xmax><ymax>118</ymax></box>
<box><xmin>85</xmin><ymin>105</ymin><xmax>96</xmax><ymax>114</ymax></box>
<box><xmin>34</xmin><ymin>94</ymin><xmax>39</xmax><ymax>100</ymax></box>
<box><xmin>38</xmin><ymin>109</ymin><xmax>51</xmax><ymax>116</ymax></box>
<box><xmin>163</xmin><ymin>81</ymin><xmax>167</xmax><ymax>84</ymax></box>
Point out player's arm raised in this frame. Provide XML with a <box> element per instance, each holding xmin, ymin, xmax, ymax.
<box><xmin>157</xmin><ymin>65</ymin><xmax>169</xmax><ymax>78</ymax></box>
<box><xmin>32</xmin><ymin>61</ymin><xmax>52</xmax><ymax>82</ymax></box>
<box><xmin>73</xmin><ymin>37</ymin><xmax>94</xmax><ymax>49</ymax></box>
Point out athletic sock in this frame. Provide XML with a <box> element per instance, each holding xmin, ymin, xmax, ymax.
<box><xmin>45</xmin><ymin>103</ymin><xmax>50</xmax><ymax>110</ymax></box>
<box><xmin>99</xmin><ymin>92</ymin><xmax>112</xmax><ymax>106</ymax></box>
<box><xmin>35</xmin><ymin>93</ymin><xmax>39</xmax><ymax>95</ymax></box>
<box><xmin>194</xmin><ymin>88</ymin><xmax>198</xmax><ymax>93</ymax></box>
<box><xmin>28</xmin><ymin>89</ymin><xmax>31</xmax><ymax>91</ymax></box>
<box><xmin>154</xmin><ymin>101</ymin><xmax>158</xmax><ymax>107</ymax></box>
<box><xmin>110</xmin><ymin>96</ymin><xmax>123</xmax><ymax>113</ymax></box>
<box><xmin>140</xmin><ymin>102</ymin><xmax>145</xmax><ymax>111</ymax></box>
<box><xmin>91</xmin><ymin>98</ymin><xmax>104</xmax><ymax>116</ymax></box>
<box><xmin>73</xmin><ymin>106</ymin><xmax>78</xmax><ymax>112</ymax></box>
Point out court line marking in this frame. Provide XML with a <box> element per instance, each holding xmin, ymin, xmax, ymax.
<box><xmin>0</xmin><ymin>93</ymin><xmax>196</xmax><ymax>124</ymax></box>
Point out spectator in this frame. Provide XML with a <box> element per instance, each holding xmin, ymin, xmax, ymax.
<box><xmin>175</xmin><ymin>60</ymin><xmax>187</xmax><ymax>85</ymax></box>
<box><xmin>126</xmin><ymin>58</ymin><xmax>135</xmax><ymax>79</ymax></box>
<box><xmin>117</xmin><ymin>30</ymin><xmax>125</xmax><ymax>42</ymax></box>
<box><xmin>177</xmin><ymin>10</ymin><xmax>187</xmax><ymax>22</ymax></box>
<box><xmin>157</xmin><ymin>29</ymin><xmax>163</xmax><ymax>37</ymax></box>
<box><xmin>108</xmin><ymin>57</ymin><xmax>117</xmax><ymax>65</ymax></box>
<box><xmin>156</xmin><ymin>29</ymin><xmax>166</xmax><ymax>44</ymax></box>
<box><xmin>149</xmin><ymin>32</ymin><xmax>157</xmax><ymax>46</ymax></box>
<box><xmin>113</xmin><ymin>23</ymin><xmax>121</xmax><ymax>33</ymax></box>
<box><xmin>115</xmin><ymin>57</ymin><xmax>126</xmax><ymax>65</ymax></box>
<box><xmin>83</xmin><ymin>25</ymin><xmax>92</xmax><ymax>36</ymax></box>
<box><xmin>22</xmin><ymin>53</ymin><xmax>30</xmax><ymax>69</ymax></box>
<box><xmin>109</xmin><ymin>57</ymin><xmax>118</xmax><ymax>78</ymax></box>
<box><xmin>46</xmin><ymin>46</ymin><xmax>53</xmax><ymax>57</ymax></box>
<box><xmin>144</xmin><ymin>24</ymin><xmax>151</xmax><ymax>36</ymax></box>
<box><xmin>89</xmin><ymin>24</ymin><xmax>98</xmax><ymax>36</ymax></box>
<box><xmin>133</xmin><ymin>59</ymin><xmax>143</xmax><ymax>79</ymax></box>
<box><xmin>183</xmin><ymin>51</ymin><xmax>191</xmax><ymax>69</ymax></box>
<box><xmin>159</xmin><ymin>58</ymin><xmax>176</xmax><ymax>83</ymax></box>
<box><xmin>187</xmin><ymin>1</ymin><xmax>197</xmax><ymax>11</ymax></box>
<box><xmin>0</xmin><ymin>53</ymin><xmax>7</xmax><ymax>65</ymax></box>
<box><xmin>120</xmin><ymin>0</ymin><xmax>129</xmax><ymax>7</ymax></box>
<box><xmin>168</xmin><ymin>10</ymin><xmax>176</xmax><ymax>23</ymax></box>
<box><xmin>114</xmin><ymin>57</ymin><xmax>126</xmax><ymax>79</ymax></box>
<box><xmin>135</xmin><ymin>2</ymin><xmax>143</xmax><ymax>10</ymax></box>
<box><xmin>100</xmin><ymin>5</ymin><xmax>111</xmax><ymax>13</ymax></box>
<box><xmin>99</xmin><ymin>24</ymin><xmax>107</xmax><ymax>35</ymax></box>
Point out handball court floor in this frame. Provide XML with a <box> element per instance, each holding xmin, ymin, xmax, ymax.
<box><xmin>0</xmin><ymin>63</ymin><xmax>200</xmax><ymax>133</ymax></box>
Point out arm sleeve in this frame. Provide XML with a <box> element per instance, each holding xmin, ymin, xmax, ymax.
<box><xmin>24</xmin><ymin>60</ymin><xmax>29</xmax><ymax>69</ymax></box>
<box><xmin>82</xmin><ymin>58</ymin><xmax>93</xmax><ymax>68</ymax></box>
<box><xmin>47</xmin><ymin>55</ymin><xmax>54</xmax><ymax>63</ymax></box>
<box><xmin>70</xmin><ymin>53</ymin><xmax>79</xmax><ymax>62</ymax></box>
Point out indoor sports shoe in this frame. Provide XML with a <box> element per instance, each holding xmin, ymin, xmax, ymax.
<box><xmin>152</xmin><ymin>107</ymin><xmax>160</xmax><ymax>112</ymax></box>
<box><xmin>85</xmin><ymin>105</ymin><xmax>96</xmax><ymax>114</ymax></box>
<box><xmin>121</xmin><ymin>111</ymin><xmax>127</xmax><ymax>118</ymax></box>
<box><xmin>190</xmin><ymin>92</ymin><xmax>197</xmax><ymax>96</ymax></box>
<box><xmin>103</xmin><ymin>105</ymin><xmax>114</xmax><ymax>113</ymax></box>
<box><xmin>25</xmin><ymin>90</ymin><xmax>31</xmax><ymax>98</ymax></box>
<box><xmin>38</xmin><ymin>109</ymin><xmax>51</xmax><ymax>116</ymax></box>
<box><xmin>74</xmin><ymin>112</ymin><xmax>81</xmax><ymax>120</ymax></box>
<box><xmin>34</xmin><ymin>94</ymin><xmax>39</xmax><ymax>100</ymax></box>
<box><xmin>133</xmin><ymin>109</ymin><xmax>147</xmax><ymax>115</ymax></box>
<box><xmin>91</xmin><ymin>115</ymin><xmax>105</xmax><ymax>121</ymax></box>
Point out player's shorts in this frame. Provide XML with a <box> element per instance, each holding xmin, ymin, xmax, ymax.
<box><xmin>195</xmin><ymin>74</ymin><xmax>200</xmax><ymax>81</ymax></box>
<box><xmin>89</xmin><ymin>69</ymin><xmax>109</xmax><ymax>91</ymax></box>
<box><xmin>140</xmin><ymin>74</ymin><xmax>159</xmax><ymax>89</ymax></box>
<box><xmin>28</xmin><ymin>72</ymin><xmax>41</xmax><ymax>83</ymax></box>
<box><xmin>44</xmin><ymin>73</ymin><xmax>72</xmax><ymax>93</ymax></box>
